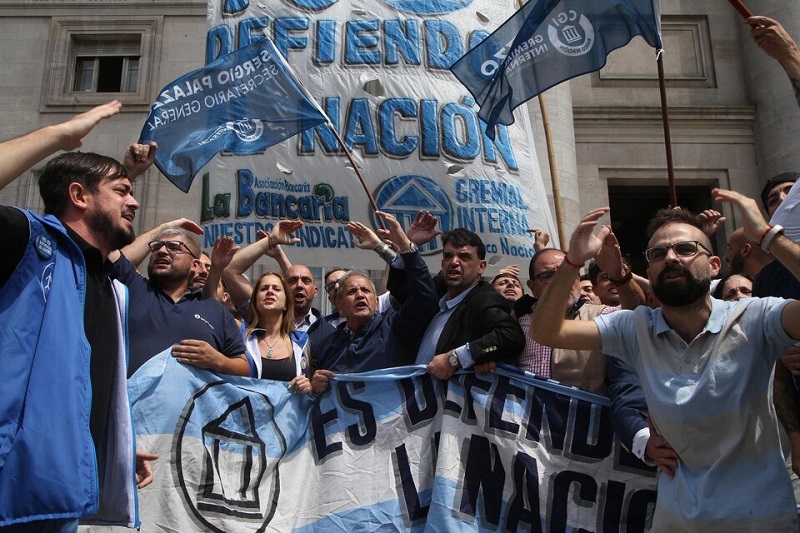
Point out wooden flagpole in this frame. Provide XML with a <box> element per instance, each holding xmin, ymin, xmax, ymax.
<box><xmin>270</xmin><ymin>43</ymin><xmax>385</xmax><ymax>226</ymax></box>
<box><xmin>536</xmin><ymin>94</ymin><xmax>568</xmax><ymax>250</ymax></box>
<box><xmin>726</xmin><ymin>0</ymin><xmax>753</xmax><ymax>19</ymax></box>
<box><xmin>512</xmin><ymin>0</ymin><xmax>567</xmax><ymax>250</ymax></box>
<box><xmin>656</xmin><ymin>50</ymin><xmax>678</xmax><ymax>207</ymax></box>
<box><xmin>667</xmin><ymin>0</ymin><xmax>750</xmax><ymax>208</ymax></box>
<box><xmin>327</xmin><ymin>124</ymin><xmax>382</xmax><ymax>216</ymax></box>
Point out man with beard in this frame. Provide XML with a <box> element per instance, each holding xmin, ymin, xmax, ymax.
<box><xmin>0</xmin><ymin>102</ymin><xmax>156</xmax><ymax>531</ymax></box>
<box><xmin>531</xmin><ymin>195</ymin><xmax>800</xmax><ymax>531</ymax></box>
<box><xmin>724</xmin><ymin>228</ymin><xmax>773</xmax><ymax>279</ymax></box>
<box><xmin>414</xmin><ymin>228</ymin><xmax>524</xmax><ymax>380</ymax></box>
<box><xmin>114</xmin><ymin>226</ymin><xmax>248</xmax><ymax>377</ymax></box>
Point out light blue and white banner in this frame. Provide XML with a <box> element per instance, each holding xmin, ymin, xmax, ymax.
<box><xmin>201</xmin><ymin>0</ymin><xmax>558</xmax><ymax>270</ymax></box>
<box><xmin>108</xmin><ymin>353</ymin><xmax>656</xmax><ymax>531</ymax></box>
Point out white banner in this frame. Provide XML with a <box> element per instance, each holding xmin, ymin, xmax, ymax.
<box><xmin>199</xmin><ymin>0</ymin><xmax>556</xmax><ymax>270</ymax></box>
<box><xmin>85</xmin><ymin>353</ymin><xmax>657</xmax><ymax>532</ymax></box>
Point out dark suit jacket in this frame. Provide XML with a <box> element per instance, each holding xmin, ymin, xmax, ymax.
<box><xmin>434</xmin><ymin>281</ymin><xmax>525</xmax><ymax>364</ymax></box>
<box><xmin>607</xmin><ymin>356</ymin><xmax>648</xmax><ymax>451</ymax></box>
<box><xmin>388</xmin><ymin>266</ymin><xmax>524</xmax><ymax>364</ymax></box>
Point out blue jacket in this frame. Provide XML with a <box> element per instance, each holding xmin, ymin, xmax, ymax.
<box><xmin>607</xmin><ymin>356</ymin><xmax>648</xmax><ymax>452</ymax></box>
<box><xmin>312</xmin><ymin>251</ymin><xmax>438</xmax><ymax>373</ymax></box>
<box><xmin>0</xmin><ymin>210</ymin><xmax>138</xmax><ymax>527</ymax></box>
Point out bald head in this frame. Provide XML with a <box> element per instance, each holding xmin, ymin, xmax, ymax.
<box><xmin>724</xmin><ymin>228</ymin><xmax>772</xmax><ymax>277</ymax></box>
<box><xmin>285</xmin><ymin>264</ymin><xmax>318</xmax><ymax>318</ymax></box>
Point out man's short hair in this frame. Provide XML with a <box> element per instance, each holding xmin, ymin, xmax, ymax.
<box><xmin>760</xmin><ymin>172</ymin><xmax>799</xmax><ymax>210</ymax></box>
<box><xmin>645</xmin><ymin>208</ymin><xmax>706</xmax><ymax>244</ymax></box>
<box><xmin>324</xmin><ymin>267</ymin><xmax>348</xmax><ymax>285</ymax></box>
<box><xmin>441</xmin><ymin>228</ymin><xmax>486</xmax><ymax>259</ymax></box>
<box><xmin>712</xmin><ymin>272</ymin><xmax>754</xmax><ymax>299</ymax></box>
<box><xmin>155</xmin><ymin>227</ymin><xmax>201</xmax><ymax>258</ymax></box>
<box><xmin>37</xmin><ymin>151</ymin><xmax>128</xmax><ymax>217</ymax></box>
<box><xmin>586</xmin><ymin>256</ymin><xmax>631</xmax><ymax>285</ymax></box>
<box><xmin>335</xmin><ymin>270</ymin><xmax>375</xmax><ymax>300</ymax></box>
<box><xmin>490</xmin><ymin>272</ymin><xmax>520</xmax><ymax>287</ymax></box>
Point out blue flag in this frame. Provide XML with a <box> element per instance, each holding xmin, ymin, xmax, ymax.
<box><xmin>450</xmin><ymin>0</ymin><xmax>662</xmax><ymax>138</ymax></box>
<box><xmin>140</xmin><ymin>38</ymin><xmax>328</xmax><ymax>192</ymax></box>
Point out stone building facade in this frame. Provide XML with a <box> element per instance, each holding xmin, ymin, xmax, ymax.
<box><xmin>0</xmin><ymin>0</ymin><xmax>797</xmax><ymax>280</ymax></box>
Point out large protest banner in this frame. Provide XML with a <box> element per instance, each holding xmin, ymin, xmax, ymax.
<box><xmin>110</xmin><ymin>353</ymin><xmax>656</xmax><ymax>531</ymax></box>
<box><xmin>197</xmin><ymin>0</ymin><xmax>557</xmax><ymax>269</ymax></box>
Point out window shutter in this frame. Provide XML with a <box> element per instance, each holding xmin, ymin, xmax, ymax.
<box><xmin>73</xmin><ymin>38</ymin><xmax>141</xmax><ymax>57</ymax></box>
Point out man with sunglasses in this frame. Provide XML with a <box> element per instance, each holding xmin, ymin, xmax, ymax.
<box><xmin>113</xmin><ymin>227</ymin><xmax>248</xmax><ymax>377</ymax></box>
<box><xmin>532</xmin><ymin>193</ymin><xmax>800</xmax><ymax>531</ymax></box>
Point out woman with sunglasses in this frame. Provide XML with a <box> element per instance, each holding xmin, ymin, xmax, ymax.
<box><xmin>242</xmin><ymin>271</ymin><xmax>312</xmax><ymax>392</ymax></box>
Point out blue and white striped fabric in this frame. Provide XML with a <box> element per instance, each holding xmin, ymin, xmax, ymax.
<box><xmin>120</xmin><ymin>352</ymin><xmax>656</xmax><ymax>531</ymax></box>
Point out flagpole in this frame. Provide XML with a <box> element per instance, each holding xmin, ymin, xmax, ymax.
<box><xmin>269</xmin><ymin>42</ymin><xmax>384</xmax><ymax>225</ymax></box>
<box><xmin>536</xmin><ymin>94</ymin><xmax>568</xmax><ymax>250</ymax></box>
<box><xmin>726</xmin><ymin>0</ymin><xmax>753</xmax><ymax>19</ymax></box>
<box><xmin>327</xmin><ymin>123</ymin><xmax>382</xmax><ymax>217</ymax></box>
<box><xmin>656</xmin><ymin>50</ymin><xmax>678</xmax><ymax>207</ymax></box>
<box><xmin>512</xmin><ymin>0</ymin><xmax>567</xmax><ymax>250</ymax></box>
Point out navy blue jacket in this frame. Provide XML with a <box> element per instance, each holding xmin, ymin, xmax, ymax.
<box><xmin>607</xmin><ymin>356</ymin><xmax>648</xmax><ymax>452</ymax></box>
<box><xmin>312</xmin><ymin>251</ymin><xmax>437</xmax><ymax>373</ymax></box>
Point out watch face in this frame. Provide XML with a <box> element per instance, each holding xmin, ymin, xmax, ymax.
<box><xmin>448</xmin><ymin>352</ymin><xmax>458</xmax><ymax>366</ymax></box>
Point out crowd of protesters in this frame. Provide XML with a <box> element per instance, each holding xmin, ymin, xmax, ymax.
<box><xmin>1</xmin><ymin>12</ymin><xmax>800</xmax><ymax>533</ymax></box>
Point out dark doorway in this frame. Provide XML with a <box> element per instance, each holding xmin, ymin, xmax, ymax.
<box><xmin>608</xmin><ymin>184</ymin><xmax>717</xmax><ymax>275</ymax></box>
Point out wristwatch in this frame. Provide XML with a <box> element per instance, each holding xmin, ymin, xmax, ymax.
<box><xmin>447</xmin><ymin>350</ymin><xmax>460</xmax><ymax>368</ymax></box>
<box><xmin>399</xmin><ymin>242</ymin><xmax>419</xmax><ymax>254</ymax></box>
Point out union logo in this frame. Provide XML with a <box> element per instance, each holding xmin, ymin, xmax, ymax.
<box><xmin>373</xmin><ymin>174</ymin><xmax>453</xmax><ymax>255</ymax></box>
<box><xmin>548</xmin><ymin>13</ymin><xmax>595</xmax><ymax>57</ymax></box>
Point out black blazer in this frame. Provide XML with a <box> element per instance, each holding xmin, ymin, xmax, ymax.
<box><xmin>434</xmin><ymin>281</ymin><xmax>524</xmax><ymax>363</ymax></box>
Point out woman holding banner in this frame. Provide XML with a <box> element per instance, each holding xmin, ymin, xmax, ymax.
<box><xmin>242</xmin><ymin>271</ymin><xmax>312</xmax><ymax>392</ymax></box>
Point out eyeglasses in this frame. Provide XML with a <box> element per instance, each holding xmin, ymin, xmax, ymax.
<box><xmin>148</xmin><ymin>240</ymin><xmax>198</xmax><ymax>259</ymax></box>
<box><xmin>533</xmin><ymin>270</ymin><xmax>557</xmax><ymax>283</ymax></box>
<box><xmin>325</xmin><ymin>282</ymin><xmax>338</xmax><ymax>293</ymax></box>
<box><xmin>644</xmin><ymin>241</ymin><xmax>711</xmax><ymax>263</ymax></box>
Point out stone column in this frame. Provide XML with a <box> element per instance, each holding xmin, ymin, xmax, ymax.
<box><xmin>740</xmin><ymin>0</ymin><xmax>800</xmax><ymax>180</ymax></box>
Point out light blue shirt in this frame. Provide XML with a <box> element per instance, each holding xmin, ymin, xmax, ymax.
<box><xmin>595</xmin><ymin>297</ymin><xmax>797</xmax><ymax>532</ymax></box>
<box><xmin>415</xmin><ymin>283</ymin><xmax>476</xmax><ymax>367</ymax></box>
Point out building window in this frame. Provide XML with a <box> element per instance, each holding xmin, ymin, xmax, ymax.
<box><xmin>71</xmin><ymin>37</ymin><xmax>141</xmax><ymax>93</ymax></box>
<box><xmin>42</xmin><ymin>17</ymin><xmax>161</xmax><ymax>112</ymax></box>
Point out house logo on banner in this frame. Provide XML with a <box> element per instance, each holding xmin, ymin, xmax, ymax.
<box><xmin>175</xmin><ymin>381</ymin><xmax>285</xmax><ymax>530</ymax></box>
<box><xmin>548</xmin><ymin>11</ymin><xmax>596</xmax><ymax>57</ymax></box>
<box><xmin>373</xmin><ymin>175</ymin><xmax>453</xmax><ymax>254</ymax></box>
